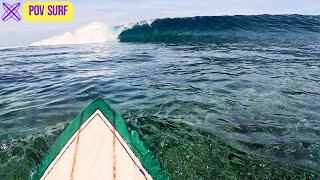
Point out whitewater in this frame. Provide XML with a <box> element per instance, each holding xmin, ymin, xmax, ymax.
<box><xmin>31</xmin><ymin>22</ymin><xmax>120</xmax><ymax>46</ymax></box>
<box><xmin>30</xmin><ymin>19</ymin><xmax>155</xmax><ymax>46</ymax></box>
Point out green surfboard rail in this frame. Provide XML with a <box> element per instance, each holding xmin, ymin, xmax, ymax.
<box><xmin>33</xmin><ymin>97</ymin><xmax>169</xmax><ymax>180</ymax></box>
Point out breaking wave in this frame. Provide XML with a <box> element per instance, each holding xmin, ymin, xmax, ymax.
<box><xmin>118</xmin><ymin>15</ymin><xmax>320</xmax><ymax>43</ymax></box>
<box><xmin>31</xmin><ymin>22</ymin><xmax>119</xmax><ymax>46</ymax></box>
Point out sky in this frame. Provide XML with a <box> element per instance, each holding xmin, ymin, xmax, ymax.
<box><xmin>0</xmin><ymin>0</ymin><xmax>320</xmax><ymax>47</ymax></box>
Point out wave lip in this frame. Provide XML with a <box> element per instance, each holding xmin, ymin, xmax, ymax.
<box><xmin>31</xmin><ymin>22</ymin><xmax>119</xmax><ymax>46</ymax></box>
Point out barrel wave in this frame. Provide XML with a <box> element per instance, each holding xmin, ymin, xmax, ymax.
<box><xmin>119</xmin><ymin>15</ymin><xmax>320</xmax><ymax>44</ymax></box>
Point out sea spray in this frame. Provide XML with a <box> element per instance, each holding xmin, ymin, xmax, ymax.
<box><xmin>31</xmin><ymin>22</ymin><xmax>119</xmax><ymax>46</ymax></box>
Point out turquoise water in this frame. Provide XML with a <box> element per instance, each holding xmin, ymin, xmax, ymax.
<box><xmin>1</xmin><ymin>15</ymin><xmax>320</xmax><ymax>179</ymax></box>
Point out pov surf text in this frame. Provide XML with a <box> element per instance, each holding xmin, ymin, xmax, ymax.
<box><xmin>23</xmin><ymin>2</ymin><xmax>73</xmax><ymax>22</ymax></box>
<box><xmin>29</xmin><ymin>5</ymin><xmax>68</xmax><ymax>16</ymax></box>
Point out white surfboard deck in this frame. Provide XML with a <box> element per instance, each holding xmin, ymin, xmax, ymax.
<box><xmin>40</xmin><ymin>109</ymin><xmax>153</xmax><ymax>180</ymax></box>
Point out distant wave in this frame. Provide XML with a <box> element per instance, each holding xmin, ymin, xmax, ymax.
<box><xmin>31</xmin><ymin>15</ymin><xmax>320</xmax><ymax>46</ymax></box>
<box><xmin>118</xmin><ymin>15</ymin><xmax>320</xmax><ymax>43</ymax></box>
<box><xmin>31</xmin><ymin>22</ymin><xmax>119</xmax><ymax>46</ymax></box>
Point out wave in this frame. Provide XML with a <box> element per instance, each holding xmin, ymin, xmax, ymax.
<box><xmin>118</xmin><ymin>15</ymin><xmax>320</xmax><ymax>43</ymax></box>
<box><xmin>31</xmin><ymin>22</ymin><xmax>119</xmax><ymax>46</ymax></box>
<box><xmin>31</xmin><ymin>15</ymin><xmax>320</xmax><ymax>46</ymax></box>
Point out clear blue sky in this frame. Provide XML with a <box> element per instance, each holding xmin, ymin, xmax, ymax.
<box><xmin>0</xmin><ymin>0</ymin><xmax>320</xmax><ymax>47</ymax></box>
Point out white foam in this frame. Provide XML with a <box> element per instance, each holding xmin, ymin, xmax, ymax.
<box><xmin>31</xmin><ymin>22</ymin><xmax>119</xmax><ymax>46</ymax></box>
<box><xmin>120</xmin><ymin>19</ymin><xmax>155</xmax><ymax>31</ymax></box>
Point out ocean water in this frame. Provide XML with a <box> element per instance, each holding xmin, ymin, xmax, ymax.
<box><xmin>1</xmin><ymin>15</ymin><xmax>320</xmax><ymax>179</ymax></box>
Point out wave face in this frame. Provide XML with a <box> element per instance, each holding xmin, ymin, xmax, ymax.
<box><xmin>32</xmin><ymin>22</ymin><xmax>119</xmax><ymax>46</ymax></box>
<box><xmin>118</xmin><ymin>15</ymin><xmax>320</xmax><ymax>43</ymax></box>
